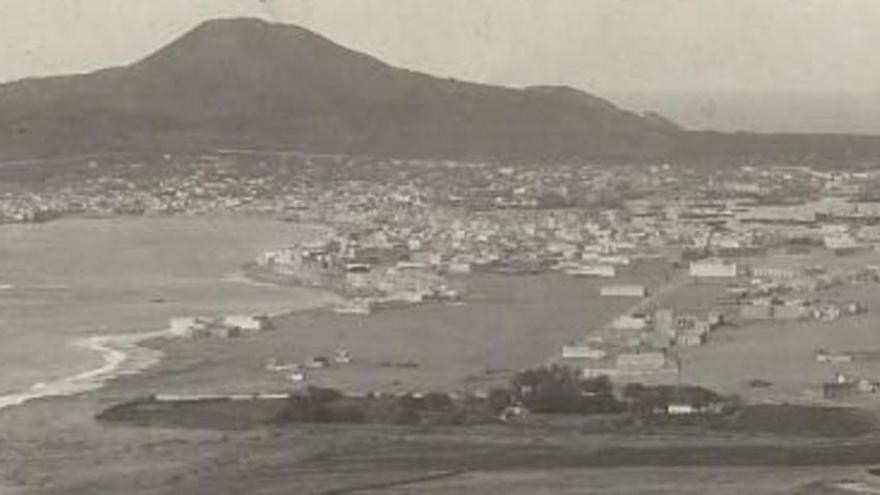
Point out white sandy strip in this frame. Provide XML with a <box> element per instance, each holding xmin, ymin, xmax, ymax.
<box><xmin>0</xmin><ymin>329</ymin><xmax>169</xmax><ymax>411</ymax></box>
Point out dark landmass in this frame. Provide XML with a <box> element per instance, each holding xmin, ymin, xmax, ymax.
<box><xmin>2</xmin><ymin>17</ymin><xmax>879</xmax><ymax>165</ymax></box>
<box><xmin>7</xmin><ymin>384</ymin><xmax>880</xmax><ymax>495</ymax></box>
<box><xmin>95</xmin><ymin>367</ymin><xmax>876</xmax><ymax>440</ymax></box>
<box><xmin>0</xmin><ymin>18</ymin><xmax>677</xmax><ymax>162</ymax></box>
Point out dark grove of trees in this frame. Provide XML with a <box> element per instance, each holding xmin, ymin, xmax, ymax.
<box><xmin>269</xmin><ymin>367</ymin><xmax>732</xmax><ymax>426</ymax></box>
<box><xmin>510</xmin><ymin>365</ymin><xmax>624</xmax><ymax>415</ymax></box>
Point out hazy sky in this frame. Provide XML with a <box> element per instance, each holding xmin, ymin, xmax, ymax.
<box><xmin>3</xmin><ymin>0</ymin><xmax>880</xmax><ymax>133</ymax></box>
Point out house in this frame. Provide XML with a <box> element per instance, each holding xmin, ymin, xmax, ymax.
<box><xmin>666</xmin><ymin>404</ymin><xmax>698</xmax><ymax>415</ymax></box>
<box><xmin>823</xmin><ymin>373</ymin><xmax>879</xmax><ymax>400</ymax></box>
<box><xmin>824</xmin><ymin>233</ymin><xmax>859</xmax><ymax>250</ymax></box>
<box><xmin>612</xmin><ymin>314</ymin><xmax>649</xmax><ymax>330</ymax></box>
<box><xmin>751</xmin><ymin>266</ymin><xmax>796</xmax><ymax>280</ymax></box>
<box><xmin>676</xmin><ymin>328</ymin><xmax>707</xmax><ymax>347</ymax></box>
<box><xmin>223</xmin><ymin>315</ymin><xmax>271</xmax><ymax>332</ymax></box>
<box><xmin>447</xmin><ymin>261</ymin><xmax>472</xmax><ymax>274</ymax></box>
<box><xmin>598</xmin><ymin>255</ymin><xmax>631</xmax><ymax>265</ymax></box>
<box><xmin>689</xmin><ymin>259</ymin><xmax>739</xmax><ymax>278</ymax></box>
<box><xmin>168</xmin><ymin>317</ymin><xmax>205</xmax><ymax>337</ymax></box>
<box><xmin>616</xmin><ymin>351</ymin><xmax>667</xmax><ymax>371</ymax></box>
<box><xmin>812</xmin><ymin>303</ymin><xmax>842</xmax><ymax>322</ymax></box>
<box><xmin>334</xmin><ymin>350</ymin><xmax>353</xmax><ymax>364</ymax></box>
<box><xmin>561</xmin><ymin>344</ymin><xmax>607</xmax><ymax>360</ymax></box>
<box><xmin>601</xmin><ymin>285</ymin><xmax>648</xmax><ymax>297</ymax></box>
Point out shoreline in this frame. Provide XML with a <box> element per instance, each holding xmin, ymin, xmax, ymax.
<box><xmin>0</xmin><ymin>262</ymin><xmax>685</xmax><ymax>414</ymax></box>
<box><xmin>0</xmin><ymin>329</ymin><xmax>168</xmax><ymax>411</ymax></box>
<box><xmin>0</xmin><ymin>215</ymin><xmax>337</xmax><ymax>413</ymax></box>
<box><xmin>0</xmin><ymin>283</ymin><xmax>339</xmax><ymax>413</ymax></box>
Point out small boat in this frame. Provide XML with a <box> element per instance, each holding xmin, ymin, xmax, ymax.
<box><xmin>334</xmin><ymin>350</ymin><xmax>352</xmax><ymax>364</ymax></box>
<box><xmin>265</xmin><ymin>358</ymin><xmax>301</xmax><ymax>372</ymax></box>
<box><xmin>306</xmin><ymin>356</ymin><xmax>331</xmax><ymax>368</ymax></box>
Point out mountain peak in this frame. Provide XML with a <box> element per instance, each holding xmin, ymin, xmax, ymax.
<box><xmin>193</xmin><ymin>16</ymin><xmax>273</xmax><ymax>29</ymax></box>
<box><xmin>137</xmin><ymin>16</ymin><xmax>339</xmax><ymax>67</ymax></box>
<box><xmin>0</xmin><ymin>18</ymin><xmax>681</xmax><ymax>161</ymax></box>
<box><xmin>179</xmin><ymin>16</ymin><xmax>319</xmax><ymax>43</ymax></box>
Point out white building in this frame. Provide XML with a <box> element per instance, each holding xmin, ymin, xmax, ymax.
<box><xmin>824</xmin><ymin>234</ymin><xmax>860</xmax><ymax>250</ymax></box>
<box><xmin>561</xmin><ymin>344</ymin><xmax>607</xmax><ymax>360</ymax></box>
<box><xmin>616</xmin><ymin>351</ymin><xmax>667</xmax><ymax>371</ymax></box>
<box><xmin>601</xmin><ymin>285</ymin><xmax>647</xmax><ymax>297</ymax></box>
<box><xmin>447</xmin><ymin>261</ymin><xmax>472</xmax><ymax>274</ymax></box>
<box><xmin>168</xmin><ymin>317</ymin><xmax>206</xmax><ymax>337</ymax></box>
<box><xmin>223</xmin><ymin>315</ymin><xmax>270</xmax><ymax>332</ymax></box>
<box><xmin>751</xmin><ymin>266</ymin><xmax>796</xmax><ymax>279</ymax></box>
<box><xmin>676</xmin><ymin>328</ymin><xmax>707</xmax><ymax>347</ymax></box>
<box><xmin>612</xmin><ymin>315</ymin><xmax>649</xmax><ymax>330</ymax></box>
<box><xmin>597</xmin><ymin>255</ymin><xmax>631</xmax><ymax>265</ymax></box>
<box><xmin>689</xmin><ymin>259</ymin><xmax>738</xmax><ymax>278</ymax></box>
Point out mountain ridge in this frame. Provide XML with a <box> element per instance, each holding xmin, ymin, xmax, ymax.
<box><xmin>1</xmin><ymin>17</ymin><xmax>879</xmax><ymax>165</ymax></box>
<box><xmin>0</xmin><ymin>17</ymin><xmax>684</xmax><ymax>161</ymax></box>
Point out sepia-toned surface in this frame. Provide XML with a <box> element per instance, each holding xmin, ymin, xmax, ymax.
<box><xmin>4</xmin><ymin>2</ymin><xmax>880</xmax><ymax>494</ymax></box>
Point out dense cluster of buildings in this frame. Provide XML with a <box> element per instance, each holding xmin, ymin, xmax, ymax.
<box><xmin>8</xmin><ymin>152</ymin><xmax>880</xmax><ymax>400</ymax></box>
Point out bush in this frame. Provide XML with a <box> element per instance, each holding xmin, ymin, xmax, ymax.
<box><xmin>622</xmin><ymin>383</ymin><xmax>729</xmax><ymax>416</ymax></box>
<box><xmin>511</xmin><ymin>365</ymin><xmax>622</xmax><ymax>415</ymax></box>
<box><xmin>487</xmin><ymin>387</ymin><xmax>514</xmax><ymax>413</ymax></box>
<box><xmin>306</xmin><ymin>386</ymin><xmax>344</xmax><ymax>404</ymax></box>
<box><xmin>423</xmin><ymin>392</ymin><xmax>454</xmax><ymax>411</ymax></box>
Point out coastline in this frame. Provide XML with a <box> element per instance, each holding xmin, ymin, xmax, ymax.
<box><xmin>0</xmin><ymin>296</ymin><xmax>339</xmax><ymax>413</ymax></box>
<box><xmin>0</xmin><ymin>257</ymin><xmax>677</xmax><ymax>414</ymax></box>
<box><xmin>0</xmin><ymin>281</ymin><xmax>339</xmax><ymax>414</ymax></box>
<box><xmin>0</xmin><ymin>329</ymin><xmax>168</xmax><ymax>411</ymax></box>
<box><xmin>0</xmin><ymin>215</ymin><xmax>337</xmax><ymax>413</ymax></box>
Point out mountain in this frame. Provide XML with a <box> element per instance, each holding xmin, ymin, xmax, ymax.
<box><xmin>2</xmin><ymin>17</ymin><xmax>880</xmax><ymax>165</ymax></box>
<box><xmin>0</xmin><ymin>18</ymin><xmax>681</xmax><ymax>161</ymax></box>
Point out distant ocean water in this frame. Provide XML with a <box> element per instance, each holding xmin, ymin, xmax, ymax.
<box><xmin>0</xmin><ymin>216</ymin><xmax>328</xmax><ymax>406</ymax></box>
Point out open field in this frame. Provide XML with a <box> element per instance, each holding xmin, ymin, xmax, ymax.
<box><xmin>661</xmin><ymin>250</ymin><xmax>880</xmax><ymax>403</ymax></box>
<box><xmin>130</xmin><ymin>265</ymin><xmax>669</xmax><ymax>398</ymax></box>
<box><xmin>364</xmin><ymin>467</ymin><xmax>876</xmax><ymax>495</ymax></box>
<box><xmin>5</xmin><ymin>391</ymin><xmax>880</xmax><ymax>495</ymax></box>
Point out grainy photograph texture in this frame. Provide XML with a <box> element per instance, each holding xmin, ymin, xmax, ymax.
<box><xmin>3</xmin><ymin>1</ymin><xmax>880</xmax><ymax>494</ymax></box>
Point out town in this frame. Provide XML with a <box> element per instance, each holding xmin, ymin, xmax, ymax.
<box><xmin>7</xmin><ymin>152</ymin><xmax>880</xmax><ymax>412</ymax></box>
